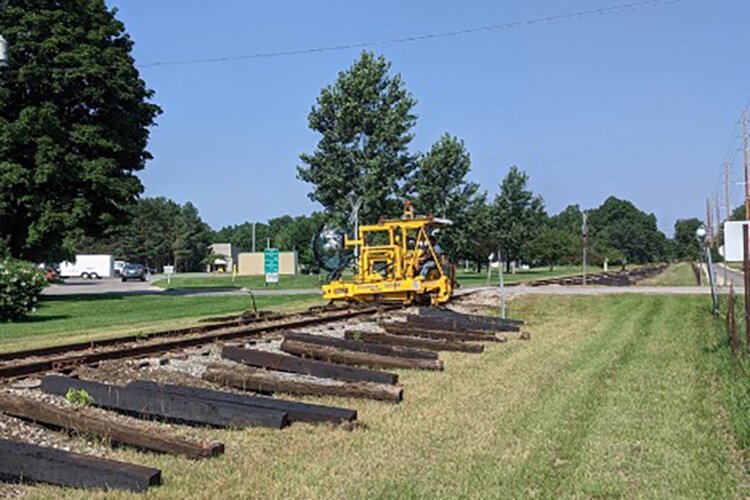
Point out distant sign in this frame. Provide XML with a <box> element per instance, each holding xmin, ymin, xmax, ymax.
<box><xmin>723</xmin><ymin>221</ymin><xmax>750</xmax><ymax>261</ymax></box>
<box><xmin>264</xmin><ymin>248</ymin><xmax>279</xmax><ymax>284</ymax></box>
<box><xmin>163</xmin><ymin>265</ymin><xmax>174</xmax><ymax>275</ymax></box>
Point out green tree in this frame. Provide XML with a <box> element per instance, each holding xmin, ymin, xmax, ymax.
<box><xmin>587</xmin><ymin>196</ymin><xmax>668</xmax><ymax>264</ymax></box>
<box><xmin>173</xmin><ymin>202</ymin><xmax>212</xmax><ymax>272</ymax></box>
<box><xmin>0</xmin><ymin>1</ymin><xmax>160</xmax><ymax>262</ymax></box>
<box><xmin>491</xmin><ymin>166</ymin><xmax>547</xmax><ymax>268</ymax></box>
<box><xmin>672</xmin><ymin>218</ymin><xmax>702</xmax><ymax>261</ymax></box>
<box><xmin>298</xmin><ymin>51</ymin><xmax>417</xmax><ymax>224</ymax></box>
<box><xmin>531</xmin><ymin>227</ymin><xmax>577</xmax><ymax>270</ymax></box>
<box><xmin>409</xmin><ymin>133</ymin><xmax>483</xmax><ymax>263</ymax></box>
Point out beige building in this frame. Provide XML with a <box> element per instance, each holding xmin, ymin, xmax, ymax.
<box><xmin>237</xmin><ymin>251</ymin><xmax>298</xmax><ymax>276</ymax></box>
<box><xmin>207</xmin><ymin>243</ymin><xmax>239</xmax><ymax>273</ymax></box>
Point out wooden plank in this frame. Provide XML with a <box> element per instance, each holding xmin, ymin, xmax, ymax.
<box><xmin>344</xmin><ymin>331</ymin><xmax>484</xmax><ymax>353</ymax></box>
<box><xmin>381</xmin><ymin>322</ymin><xmax>507</xmax><ymax>343</ymax></box>
<box><xmin>0</xmin><ymin>392</ymin><xmax>223</xmax><ymax>459</ymax></box>
<box><xmin>417</xmin><ymin>307</ymin><xmax>524</xmax><ymax>326</ymax></box>
<box><xmin>281</xmin><ymin>339</ymin><xmax>444</xmax><ymax>371</ymax></box>
<box><xmin>203</xmin><ymin>364</ymin><xmax>403</xmax><ymax>403</ymax></box>
<box><xmin>405</xmin><ymin>314</ymin><xmax>520</xmax><ymax>333</ymax></box>
<box><xmin>128</xmin><ymin>380</ymin><xmax>357</xmax><ymax>424</ymax></box>
<box><xmin>283</xmin><ymin>332</ymin><xmax>438</xmax><ymax>360</ymax></box>
<box><xmin>0</xmin><ymin>438</ymin><xmax>161</xmax><ymax>492</ymax></box>
<box><xmin>41</xmin><ymin>376</ymin><xmax>289</xmax><ymax>429</ymax></box>
<box><xmin>222</xmin><ymin>345</ymin><xmax>398</xmax><ymax>385</ymax></box>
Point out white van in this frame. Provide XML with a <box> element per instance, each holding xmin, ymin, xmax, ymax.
<box><xmin>58</xmin><ymin>254</ymin><xmax>114</xmax><ymax>279</ymax></box>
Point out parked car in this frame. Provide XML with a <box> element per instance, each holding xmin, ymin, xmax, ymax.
<box><xmin>121</xmin><ymin>263</ymin><xmax>147</xmax><ymax>282</ymax></box>
<box><xmin>114</xmin><ymin>260</ymin><xmax>127</xmax><ymax>277</ymax></box>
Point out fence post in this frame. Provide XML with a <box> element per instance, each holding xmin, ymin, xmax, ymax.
<box><xmin>728</xmin><ymin>284</ymin><xmax>740</xmax><ymax>355</ymax></box>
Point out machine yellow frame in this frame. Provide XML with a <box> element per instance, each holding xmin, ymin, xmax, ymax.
<box><xmin>322</xmin><ymin>203</ymin><xmax>454</xmax><ymax>305</ymax></box>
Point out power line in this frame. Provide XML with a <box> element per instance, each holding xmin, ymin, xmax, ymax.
<box><xmin>138</xmin><ymin>0</ymin><xmax>691</xmax><ymax>69</ymax></box>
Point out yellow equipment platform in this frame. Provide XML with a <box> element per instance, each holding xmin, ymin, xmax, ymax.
<box><xmin>322</xmin><ymin>202</ymin><xmax>454</xmax><ymax>306</ymax></box>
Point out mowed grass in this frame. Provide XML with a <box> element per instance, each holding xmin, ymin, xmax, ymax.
<box><xmin>152</xmin><ymin>273</ymin><xmax>323</xmax><ymax>290</ymax></box>
<box><xmin>637</xmin><ymin>262</ymin><xmax>699</xmax><ymax>286</ymax></box>
<box><xmin>457</xmin><ymin>265</ymin><xmax>602</xmax><ymax>287</ymax></box>
<box><xmin>25</xmin><ymin>294</ymin><xmax>747</xmax><ymax>499</ymax></box>
<box><xmin>0</xmin><ymin>294</ymin><xmax>323</xmax><ymax>353</ymax></box>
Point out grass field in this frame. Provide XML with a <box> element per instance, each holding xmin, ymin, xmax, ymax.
<box><xmin>24</xmin><ymin>293</ymin><xmax>748</xmax><ymax>499</ymax></box>
<box><xmin>0</xmin><ymin>294</ymin><xmax>323</xmax><ymax>354</ymax></box>
<box><xmin>456</xmin><ymin>265</ymin><xmax>601</xmax><ymax>287</ymax></box>
<box><xmin>637</xmin><ymin>262</ymin><xmax>699</xmax><ymax>286</ymax></box>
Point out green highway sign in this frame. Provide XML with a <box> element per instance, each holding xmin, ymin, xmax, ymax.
<box><xmin>264</xmin><ymin>248</ymin><xmax>279</xmax><ymax>283</ymax></box>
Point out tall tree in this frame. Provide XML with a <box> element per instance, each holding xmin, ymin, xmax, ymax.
<box><xmin>173</xmin><ymin>202</ymin><xmax>212</xmax><ymax>272</ymax></box>
<box><xmin>491</xmin><ymin>166</ymin><xmax>547</xmax><ymax>267</ymax></box>
<box><xmin>298</xmin><ymin>51</ymin><xmax>417</xmax><ymax>224</ymax></box>
<box><xmin>587</xmin><ymin>196</ymin><xmax>668</xmax><ymax>264</ymax></box>
<box><xmin>672</xmin><ymin>217</ymin><xmax>702</xmax><ymax>260</ymax></box>
<box><xmin>409</xmin><ymin>133</ymin><xmax>482</xmax><ymax>262</ymax></box>
<box><xmin>0</xmin><ymin>1</ymin><xmax>160</xmax><ymax>262</ymax></box>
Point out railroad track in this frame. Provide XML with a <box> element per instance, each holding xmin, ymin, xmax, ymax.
<box><xmin>0</xmin><ymin>304</ymin><xmax>394</xmax><ymax>380</ymax></box>
<box><xmin>522</xmin><ymin>264</ymin><xmax>668</xmax><ymax>287</ymax></box>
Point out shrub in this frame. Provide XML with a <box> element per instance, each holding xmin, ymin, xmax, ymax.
<box><xmin>0</xmin><ymin>259</ymin><xmax>47</xmax><ymax>321</ymax></box>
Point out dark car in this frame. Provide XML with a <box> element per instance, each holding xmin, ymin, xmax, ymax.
<box><xmin>121</xmin><ymin>263</ymin><xmax>147</xmax><ymax>282</ymax></box>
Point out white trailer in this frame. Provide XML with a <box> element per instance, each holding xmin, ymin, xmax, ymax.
<box><xmin>58</xmin><ymin>254</ymin><xmax>114</xmax><ymax>279</ymax></box>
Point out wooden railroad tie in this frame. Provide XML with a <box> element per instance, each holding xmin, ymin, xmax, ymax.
<box><xmin>0</xmin><ymin>392</ymin><xmax>223</xmax><ymax>459</ymax></box>
<box><xmin>204</xmin><ymin>363</ymin><xmax>404</xmax><ymax>403</ymax></box>
<box><xmin>0</xmin><ymin>438</ymin><xmax>161</xmax><ymax>492</ymax></box>
<box><xmin>344</xmin><ymin>331</ymin><xmax>484</xmax><ymax>353</ymax></box>
<box><xmin>127</xmin><ymin>380</ymin><xmax>357</xmax><ymax>424</ymax></box>
<box><xmin>222</xmin><ymin>345</ymin><xmax>398</xmax><ymax>385</ymax></box>
<box><xmin>41</xmin><ymin>376</ymin><xmax>290</xmax><ymax>429</ymax></box>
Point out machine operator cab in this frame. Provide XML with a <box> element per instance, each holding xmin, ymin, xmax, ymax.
<box><xmin>322</xmin><ymin>201</ymin><xmax>455</xmax><ymax>306</ymax></box>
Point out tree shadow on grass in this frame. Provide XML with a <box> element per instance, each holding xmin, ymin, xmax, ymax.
<box><xmin>5</xmin><ymin>314</ymin><xmax>70</xmax><ymax>324</ymax></box>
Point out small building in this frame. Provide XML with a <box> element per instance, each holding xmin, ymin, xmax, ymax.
<box><xmin>237</xmin><ymin>251</ymin><xmax>298</xmax><ymax>276</ymax></box>
<box><xmin>207</xmin><ymin>243</ymin><xmax>239</xmax><ymax>273</ymax></box>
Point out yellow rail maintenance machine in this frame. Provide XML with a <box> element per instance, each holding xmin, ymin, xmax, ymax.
<box><xmin>322</xmin><ymin>202</ymin><xmax>455</xmax><ymax>306</ymax></box>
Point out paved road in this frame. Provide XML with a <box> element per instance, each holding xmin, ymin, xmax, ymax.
<box><xmin>43</xmin><ymin>277</ymin><xmax>320</xmax><ymax>297</ymax></box>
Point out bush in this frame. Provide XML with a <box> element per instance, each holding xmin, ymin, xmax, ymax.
<box><xmin>0</xmin><ymin>259</ymin><xmax>47</xmax><ymax>321</ymax></box>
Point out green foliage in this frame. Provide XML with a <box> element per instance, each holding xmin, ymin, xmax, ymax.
<box><xmin>77</xmin><ymin>197</ymin><xmax>212</xmax><ymax>272</ymax></box>
<box><xmin>409</xmin><ymin>133</ymin><xmax>486</xmax><ymax>263</ymax></box>
<box><xmin>672</xmin><ymin>218</ymin><xmax>702</xmax><ymax>260</ymax></box>
<box><xmin>65</xmin><ymin>388</ymin><xmax>94</xmax><ymax>407</ymax></box>
<box><xmin>0</xmin><ymin>259</ymin><xmax>46</xmax><ymax>321</ymax></box>
<box><xmin>214</xmin><ymin>213</ymin><xmax>325</xmax><ymax>270</ymax></box>
<box><xmin>491</xmin><ymin>166</ymin><xmax>547</xmax><ymax>265</ymax></box>
<box><xmin>0</xmin><ymin>1</ymin><xmax>160</xmax><ymax>262</ymax></box>
<box><xmin>587</xmin><ymin>197</ymin><xmax>669</xmax><ymax>264</ymax></box>
<box><xmin>298</xmin><ymin>51</ymin><xmax>417</xmax><ymax>223</ymax></box>
<box><xmin>531</xmin><ymin>227</ymin><xmax>577</xmax><ymax>270</ymax></box>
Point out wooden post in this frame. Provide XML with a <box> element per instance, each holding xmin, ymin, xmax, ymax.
<box><xmin>744</xmin><ymin>225</ymin><xmax>750</xmax><ymax>353</ymax></box>
<box><xmin>728</xmin><ymin>285</ymin><xmax>740</xmax><ymax>354</ymax></box>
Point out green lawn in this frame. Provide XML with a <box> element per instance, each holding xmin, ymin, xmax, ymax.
<box><xmin>637</xmin><ymin>262</ymin><xmax>699</xmax><ymax>286</ymax></box>
<box><xmin>24</xmin><ymin>293</ymin><xmax>748</xmax><ymax>499</ymax></box>
<box><xmin>152</xmin><ymin>273</ymin><xmax>324</xmax><ymax>290</ymax></box>
<box><xmin>457</xmin><ymin>265</ymin><xmax>601</xmax><ymax>287</ymax></box>
<box><xmin>0</xmin><ymin>294</ymin><xmax>323</xmax><ymax>353</ymax></box>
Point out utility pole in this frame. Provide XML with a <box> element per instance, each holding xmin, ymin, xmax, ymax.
<box><xmin>706</xmin><ymin>198</ymin><xmax>712</xmax><ymax>247</ymax></box>
<box><xmin>725</xmin><ymin>162</ymin><xmax>731</xmax><ymax>285</ymax></box>
<box><xmin>581</xmin><ymin>211</ymin><xmax>588</xmax><ymax>286</ymax></box>
<box><xmin>744</xmin><ymin>110</ymin><xmax>749</xmax><ymax>220</ymax></box>
<box><xmin>252</xmin><ymin>222</ymin><xmax>256</xmax><ymax>253</ymax></box>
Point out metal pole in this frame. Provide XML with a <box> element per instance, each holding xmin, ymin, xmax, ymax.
<box><xmin>252</xmin><ymin>222</ymin><xmax>256</xmax><ymax>253</ymax></box>
<box><xmin>744</xmin><ymin>111</ymin><xmax>749</xmax><ymax>220</ymax></box>
<box><xmin>498</xmin><ymin>249</ymin><xmax>506</xmax><ymax>319</ymax></box>
<box><xmin>725</xmin><ymin>162</ymin><xmax>731</xmax><ymax>286</ymax></box>
<box><xmin>582</xmin><ymin>212</ymin><xmax>588</xmax><ymax>286</ymax></box>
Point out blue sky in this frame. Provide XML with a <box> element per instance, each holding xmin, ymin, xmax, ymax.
<box><xmin>108</xmin><ymin>0</ymin><xmax>750</xmax><ymax>234</ymax></box>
